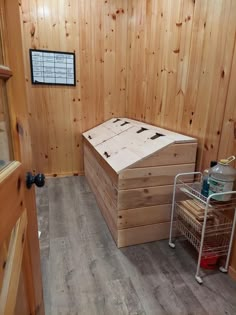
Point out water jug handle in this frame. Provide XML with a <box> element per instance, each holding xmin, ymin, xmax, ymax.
<box><xmin>226</xmin><ymin>156</ymin><xmax>235</xmax><ymax>164</ymax></box>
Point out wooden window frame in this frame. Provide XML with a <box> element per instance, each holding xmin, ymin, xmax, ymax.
<box><xmin>0</xmin><ymin>3</ymin><xmax>12</xmax><ymax>81</ymax></box>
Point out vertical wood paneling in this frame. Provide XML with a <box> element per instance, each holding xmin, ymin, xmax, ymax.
<box><xmin>20</xmin><ymin>0</ymin><xmax>128</xmax><ymax>175</ymax></box>
<box><xmin>19</xmin><ymin>0</ymin><xmax>236</xmax><ymax>175</ymax></box>
<box><xmin>126</xmin><ymin>0</ymin><xmax>147</xmax><ymax>120</ymax></box>
<box><xmin>218</xmin><ymin>36</ymin><xmax>236</xmax><ymax>166</ymax></box>
<box><xmin>106</xmin><ymin>1</ymin><xmax>127</xmax><ymax>118</ymax></box>
<box><xmin>201</xmin><ymin>0</ymin><xmax>236</xmax><ymax>168</ymax></box>
<box><xmin>126</xmin><ymin>0</ymin><xmax>236</xmax><ymax>171</ymax></box>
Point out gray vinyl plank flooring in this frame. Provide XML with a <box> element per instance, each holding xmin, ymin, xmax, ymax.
<box><xmin>36</xmin><ymin>176</ymin><xmax>236</xmax><ymax>315</ymax></box>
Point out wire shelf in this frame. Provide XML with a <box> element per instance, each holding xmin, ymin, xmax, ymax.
<box><xmin>175</xmin><ymin>203</ymin><xmax>233</xmax><ymax>235</ymax></box>
<box><xmin>176</xmin><ymin>216</ymin><xmax>231</xmax><ymax>257</ymax></box>
<box><xmin>176</xmin><ymin>176</ymin><xmax>236</xmax><ymax>210</ymax></box>
<box><xmin>169</xmin><ymin>171</ymin><xmax>236</xmax><ymax>284</ymax></box>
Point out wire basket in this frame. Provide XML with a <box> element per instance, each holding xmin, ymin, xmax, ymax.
<box><xmin>176</xmin><ymin>208</ymin><xmax>232</xmax><ymax>257</ymax></box>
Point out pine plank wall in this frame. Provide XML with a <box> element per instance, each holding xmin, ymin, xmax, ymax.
<box><xmin>19</xmin><ymin>0</ymin><xmax>236</xmax><ymax>176</ymax></box>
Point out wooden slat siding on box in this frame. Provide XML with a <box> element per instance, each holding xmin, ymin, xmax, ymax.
<box><xmin>117</xmin><ymin>222</ymin><xmax>172</xmax><ymax>248</ymax></box>
<box><xmin>130</xmin><ymin>143</ymin><xmax>198</xmax><ymax>168</ymax></box>
<box><xmin>83</xmin><ymin>138</ymin><xmax>118</xmax><ymax>186</ymax></box>
<box><xmin>84</xmin><ymin>145</ymin><xmax>118</xmax><ymax>205</ymax></box>
<box><xmin>84</xmin><ymin>151</ymin><xmax>117</xmax><ymax>220</ymax></box>
<box><xmin>84</xmin><ymin>163</ymin><xmax>118</xmax><ymax>242</ymax></box>
<box><xmin>118</xmin><ymin>185</ymin><xmax>175</xmax><ymax>210</ymax></box>
<box><xmin>84</xmin><ymin>142</ymin><xmax>118</xmax><ymax>242</ymax></box>
<box><xmin>118</xmin><ymin>185</ymin><xmax>186</xmax><ymax>211</ymax></box>
<box><xmin>118</xmin><ymin>163</ymin><xmax>195</xmax><ymax>189</ymax></box>
<box><xmin>118</xmin><ymin>204</ymin><xmax>172</xmax><ymax>229</ymax></box>
<box><xmin>83</xmin><ymin>118</ymin><xmax>197</xmax><ymax>247</ymax></box>
<box><xmin>84</xmin><ymin>154</ymin><xmax>117</xmax><ymax>223</ymax></box>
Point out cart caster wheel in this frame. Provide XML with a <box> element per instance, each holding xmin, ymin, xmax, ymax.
<box><xmin>219</xmin><ymin>266</ymin><xmax>228</xmax><ymax>273</ymax></box>
<box><xmin>169</xmin><ymin>242</ymin><xmax>175</xmax><ymax>249</ymax></box>
<box><xmin>195</xmin><ymin>275</ymin><xmax>203</xmax><ymax>284</ymax></box>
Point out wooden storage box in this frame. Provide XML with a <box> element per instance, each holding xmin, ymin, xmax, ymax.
<box><xmin>83</xmin><ymin>118</ymin><xmax>197</xmax><ymax>247</ymax></box>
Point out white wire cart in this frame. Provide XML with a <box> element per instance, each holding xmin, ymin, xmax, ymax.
<box><xmin>169</xmin><ymin>172</ymin><xmax>236</xmax><ymax>284</ymax></box>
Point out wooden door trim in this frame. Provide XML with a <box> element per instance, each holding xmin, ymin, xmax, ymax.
<box><xmin>0</xmin><ymin>65</ymin><xmax>12</xmax><ymax>80</ymax></box>
<box><xmin>0</xmin><ymin>161</ymin><xmax>19</xmax><ymax>183</ymax></box>
<box><xmin>0</xmin><ymin>162</ymin><xmax>24</xmax><ymax>247</ymax></box>
<box><xmin>0</xmin><ymin>210</ymin><xmax>27</xmax><ymax>315</ymax></box>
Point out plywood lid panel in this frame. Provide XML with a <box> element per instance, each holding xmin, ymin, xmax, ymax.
<box><xmin>124</xmin><ymin>118</ymin><xmax>196</xmax><ymax>143</ymax></box>
<box><xmin>83</xmin><ymin>118</ymin><xmax>197</xmax><ymax>173</ymax></box>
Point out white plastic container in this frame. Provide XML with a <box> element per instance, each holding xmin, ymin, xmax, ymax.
<box><xmin>208</xmin><ymin>156</ymin><xmax>236</xmax><ymax>201</ymax></box>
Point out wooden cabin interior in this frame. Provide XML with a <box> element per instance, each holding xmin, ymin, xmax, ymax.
<box><xmin>0</xmin><ymin>0</ymin><xmax>236</xmax><ymax>314</ymax></box>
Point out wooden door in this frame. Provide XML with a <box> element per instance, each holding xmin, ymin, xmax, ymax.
<box><xmin>0</xmin><ymin>162</ymin><xmax>28</xmax><ymax>314</ymax></box>
<box><xmin>0</xmin><ymin>0</ymin><xmax>45</xmax><ymax>314</ymax></box>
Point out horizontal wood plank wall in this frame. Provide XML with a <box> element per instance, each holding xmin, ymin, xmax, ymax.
<box><xmin>19</xmin><ymin>0</ymin><xmax>236</xmax><ymax>175</ymax></box>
